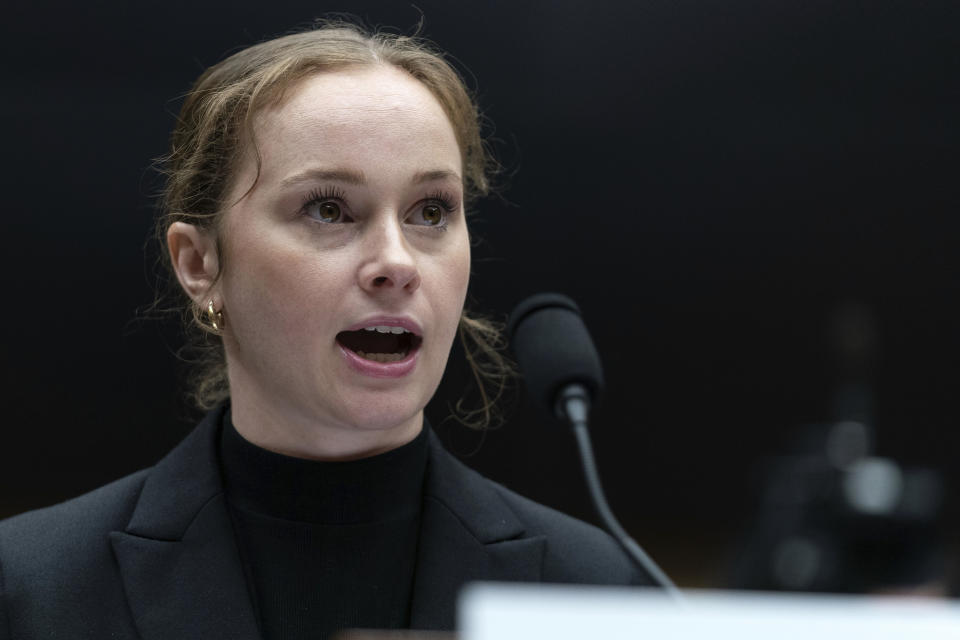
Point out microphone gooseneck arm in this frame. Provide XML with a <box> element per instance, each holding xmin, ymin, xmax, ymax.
<box><xmin>559</xmin><ymin>385</ymin><xmax>683</xmax><ymax>601</ymax></box>
<box><xmin>508</xmin><ymin>293</ymin><xmax>682</xmax><ymax>600</ymax></box>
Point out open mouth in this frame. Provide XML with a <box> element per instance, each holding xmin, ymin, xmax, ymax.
<box><xmin>336</xmin><ymin>326</ymin><xmax>423</xmax><ymax>363</ymax></box>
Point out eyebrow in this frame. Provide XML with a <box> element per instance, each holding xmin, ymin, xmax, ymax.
<box><xmin>412</xmin><ymin>169</ymin><xmax>462</xmax><ymax>185</ymax></box>
<box><xmin>279</xmin><ymin>168</ymin><xmax>366</xmax><ymax>188</ymax></box>
<box><xmin>278</xmin><ymin>167</ymin><xmax>462</xmax><ymax>189</ymax></box>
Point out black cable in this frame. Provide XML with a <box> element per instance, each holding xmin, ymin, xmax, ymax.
<box><xmin>563</xmin><ymin>391</ymin><xmax>683</xmax><ymax>602</ymax></box>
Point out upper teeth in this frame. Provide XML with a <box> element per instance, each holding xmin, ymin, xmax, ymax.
<box><xmin>363</xmin><ymin>325</ymin><xmax>409</xmax><ymax>334</ymax></box>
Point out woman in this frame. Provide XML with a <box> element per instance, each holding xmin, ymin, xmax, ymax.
<box><xmin>0</xmin><ymin>22</ymin><xmax>644</xmax><ymax>640</ymax></box>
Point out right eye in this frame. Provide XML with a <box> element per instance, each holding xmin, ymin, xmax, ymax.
<box><xmin>305</xmin><ymin>200</ymin><xmax>343</xmax><ymax>223</ymax></box>
<box><xmin>300</xmin><ymin>186</ymin><xmax>352</xmax><ymax>224</ymax></box>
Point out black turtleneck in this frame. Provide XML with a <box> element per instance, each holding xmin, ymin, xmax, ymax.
<box><xmin>219</xmin><ymin>411</ymin><xmax>429</xmax><ymax>640</ymax></box>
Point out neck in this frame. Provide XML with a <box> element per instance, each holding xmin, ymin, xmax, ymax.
<box><xmin>227</xmin><ymin>389</ymin><xmax>424</xmax><ymax>462</ymax></box>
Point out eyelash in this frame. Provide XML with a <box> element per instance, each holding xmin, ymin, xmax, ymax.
<box><xmin>301</xmin><ymin>186</ymin><xmax>347</xmax><ymax>215</ymax></box>
<box><xmin>299</xmin><ymin>187</ymin><xmax>459</xmax><ymax>229</ymax></box>
<box><xmin>424</xmin><ymin>190</ymin><xmax>457</xmax><ymax>213</ymax></box>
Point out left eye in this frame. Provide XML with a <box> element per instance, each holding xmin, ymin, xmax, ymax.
<box><xmin>410</xmin><ymin>203</ymin><xmax>446</xmax><ymax>227</ymax></box>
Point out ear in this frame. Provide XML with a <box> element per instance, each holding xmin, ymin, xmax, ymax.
<box><xmin>167</xmin><ymin>222</ymin><xmax>220</xmax><ymax>305</ymax></box>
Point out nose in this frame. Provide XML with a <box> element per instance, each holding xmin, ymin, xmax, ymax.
<box><xmin>357</xmin><ymin>217</ymin><xmax>421</xmax><ymax>296</ymax></box>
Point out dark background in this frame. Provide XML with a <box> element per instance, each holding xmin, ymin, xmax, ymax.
<box><xmin>1</xmin><ymin>0</ymin><xmax>957</xmax><ymax>588</ymax></box>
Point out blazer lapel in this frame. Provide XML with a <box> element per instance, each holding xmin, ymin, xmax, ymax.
<box><xmin>109</xmin><ymin>407</ymin><xmax>260</xmax><ymax>640</ymax></box>
<box><xmin>409</xmin><ymin>432</ymin><xmax>545</xmax><ymax>630</ymax></box>
<box><xmin>108</xmin><ymin>412</ymin><xmax>543</xmax><ymax>635</ymax></box>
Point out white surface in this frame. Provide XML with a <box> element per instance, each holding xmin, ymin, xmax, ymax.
<box><xmin>459</xmin><ymin>583</ymin><xmax>960</xmax><ymax>640</ymax></box>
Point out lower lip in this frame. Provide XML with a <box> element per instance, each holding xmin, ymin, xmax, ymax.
<box><xmin>338</xmin><ymin>343</ymin><xmax>420</xmax><ymax>378</ymax></box>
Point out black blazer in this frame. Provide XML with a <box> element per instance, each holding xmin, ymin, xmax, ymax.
<box><xmin>0</xmin><ymin>406</ymin><xmax>645</xmax><ymax>639</ymax></box>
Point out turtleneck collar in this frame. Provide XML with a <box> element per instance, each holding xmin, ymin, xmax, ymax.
<box><xmin>219</xmin><ymin>409</ymin><xmax>429</xmax><ymax>525</ymax></box>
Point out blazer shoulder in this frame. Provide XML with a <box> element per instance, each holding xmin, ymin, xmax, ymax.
<box><xmin>488</xmin><ymin>479</ymin><xmax>647</xmax><ymax>585</ymax></box>
<box><xmin>0</xmin><ymin>468</ymin><xmax>150</xmax><ymax>568</ymax></box>
<box><xmin>0</xmin><ymin>470</ymin><xmax>152</xmax><ymax>639</ymax></box>
<box><xmin>425</xmin><ymin>432</ymin><xmax>648</xmax><ymax>586</ymax></box>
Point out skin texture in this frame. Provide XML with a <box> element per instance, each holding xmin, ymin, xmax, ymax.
<box><xmin>167</xmin><ymin>65</ymin><xmax>471</xmax><ymax>460</ymax></box>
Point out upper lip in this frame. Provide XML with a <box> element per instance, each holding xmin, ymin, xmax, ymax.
<box><xmin>342</xmin><ymin>316</ymin><xmax>423</xmax><ymax>337</ymax></box>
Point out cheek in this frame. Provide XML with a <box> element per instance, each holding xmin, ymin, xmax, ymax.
<box><xmin>432</xmin><ymin>235</ymin><xmax>471</xmax><ymax>348</ymax></box>
<box><xmin>439</xmin><ymin>232</ymin><xmax>471</xmax><ymax>308</ymax></box>
<box><xmin>221</xmin><ymin>230</ymin><xmax>344</xmax><ymax>336</ymax></box>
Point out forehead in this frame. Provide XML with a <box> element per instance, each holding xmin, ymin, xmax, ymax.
<box><xmin>249</xmin><ymin>66</ymin><xmax>462</xmax><ymax>182</ymax></box>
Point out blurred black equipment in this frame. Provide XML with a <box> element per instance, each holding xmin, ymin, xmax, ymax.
<box><xmin>507</xmin><ymin>293</ymin><xmax>681</xmax><ymax>598</ymax></box>
<box><xmin>727</xmin><ymin>302</ymin><xmax>947</xmax><ymax>594</ymax></box>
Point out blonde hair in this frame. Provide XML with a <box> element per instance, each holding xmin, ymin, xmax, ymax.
<box><xmin>155</xmin><ymin>20</ymin><xmax>512</xmax><ymax>427</ymax></box>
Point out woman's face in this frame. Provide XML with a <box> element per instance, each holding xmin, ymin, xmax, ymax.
<box><xmin>215</xmin><ymin>66</ymin><xmax>470</xmax><ymax>450</ymax></box>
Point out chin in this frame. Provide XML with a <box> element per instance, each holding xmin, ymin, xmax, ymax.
<box><xmin>321</xmin><ymin>361</ymin><xmax>445</xmax><ymax>433</ymax></box>
<box><xmin>330</xmin><ymin>391</ymin><xmax>427</xmax><ymax>434</ymax></box>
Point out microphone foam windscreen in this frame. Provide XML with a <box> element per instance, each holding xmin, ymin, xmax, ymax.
<box><xmin>507</xmin><ymin>293</ymin><xmax>605</xmax><ymax>413</ymax></box>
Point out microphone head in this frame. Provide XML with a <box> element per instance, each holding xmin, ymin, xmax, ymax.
<box><xmin>507</xmin><ymin>293</ymin><xmax>605</xmax><ymax>417</ymax></box>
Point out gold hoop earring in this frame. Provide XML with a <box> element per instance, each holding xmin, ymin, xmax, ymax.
<box><xmin>206</xmin><ymin>300</ymin><xmax>224</xmax><ymax>333</ymax></box>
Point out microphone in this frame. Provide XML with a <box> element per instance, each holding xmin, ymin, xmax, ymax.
<box><xmin>506</xmin><ymin>293</ymin><xmax>604</xmax><ymax>422</ymax></box>
<box><xmin>508</xmin><ymin>293</ymin><xmax>681</xmax><ymax>598</ymax></box>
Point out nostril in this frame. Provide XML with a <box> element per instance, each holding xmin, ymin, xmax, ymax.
<box><xmin>373</xmin><ymin>276</ymin><xmax>388</xmax><ymax>286</ymax></box>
